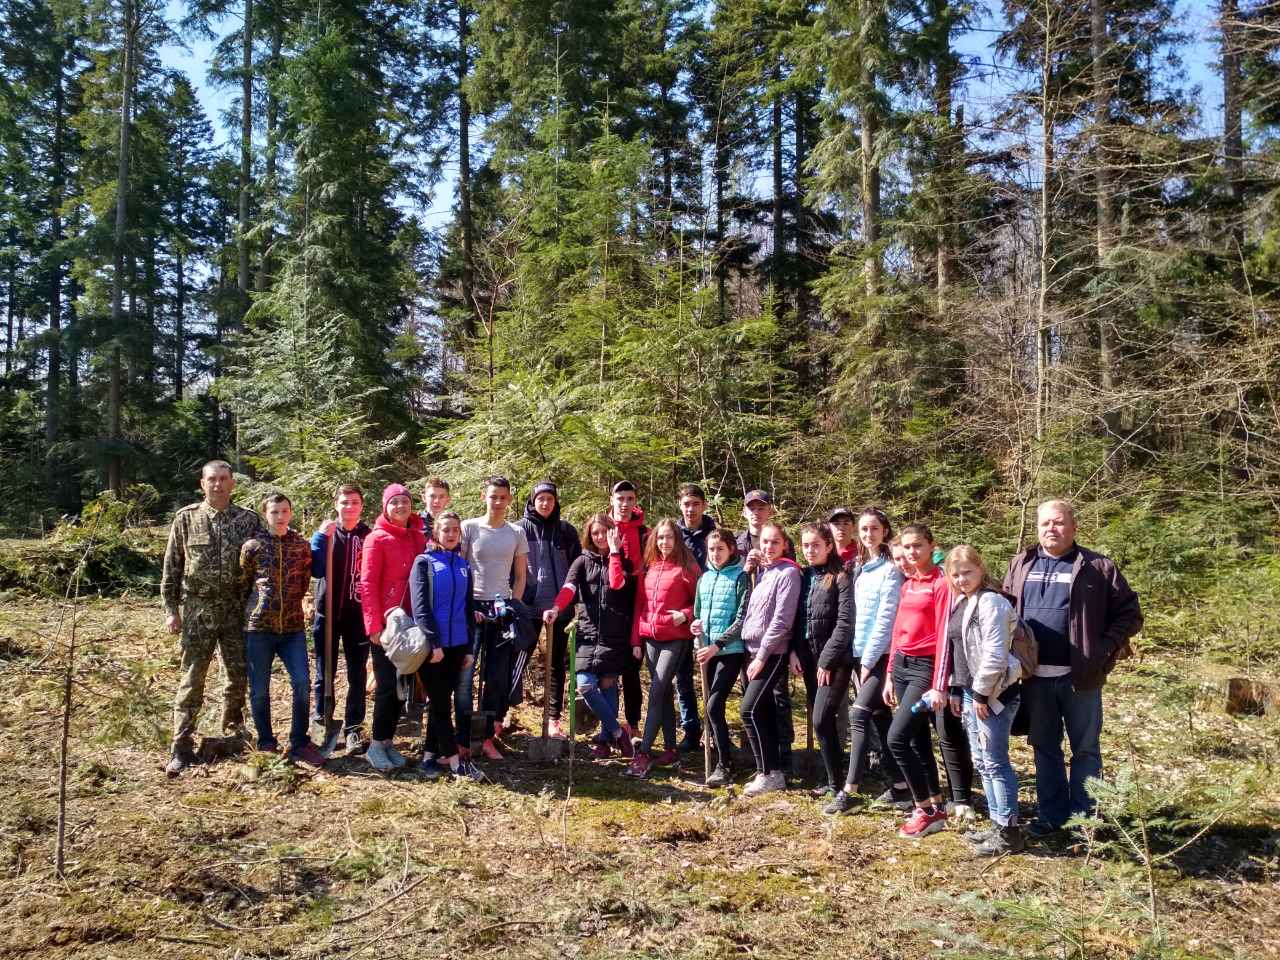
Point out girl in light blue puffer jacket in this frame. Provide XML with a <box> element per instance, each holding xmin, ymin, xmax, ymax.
<box><xmin>691</xmin><ymin>529</ymin><xmax>750</xmax><ymax>787</ymax></box>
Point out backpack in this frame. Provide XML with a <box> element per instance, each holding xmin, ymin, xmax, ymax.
<box><xmin>381</xmin><ymin>607</ymin><xmax>431</xmax><ymax>677</ymax></box>
<box><xmin>1010</xmin><ymin>616</ymin><xmax>1039</xmax><ymax>678</ymax></box>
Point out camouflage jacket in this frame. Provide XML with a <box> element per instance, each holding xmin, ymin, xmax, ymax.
<box><xmin>161</xmin><ymin>501</ymin><xmax>264</xmax><ymax>615</ymax></box>
<box><xmin>239</xmin><ymin>529</ymin><xmax>313</xmax><ymax>634</ymax></box>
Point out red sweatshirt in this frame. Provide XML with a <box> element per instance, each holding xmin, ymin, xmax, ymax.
<box><xmin>888</xmin><ymin>564</ymin><xmax>953</xmax><ymax>689</ymax></box>
<box><xmin>613</xmin><ymin>506</ymin><xmax>648</xmax><ymax>568</ymax></box>
<box><xmin>631</xmin><ymin>557</ymin><xmax>698</xmax><ymax>646</ymax></box>
<box><xmin>360</xmin><ymin>513</ymin><xmax>428</xmax><ymax>638</ymax></box>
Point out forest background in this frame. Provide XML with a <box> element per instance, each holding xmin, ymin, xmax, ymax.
<box><xmin>2</xmin><ymin>0</ymin><xmax>1280</xmax><ymax>661</ymax></box>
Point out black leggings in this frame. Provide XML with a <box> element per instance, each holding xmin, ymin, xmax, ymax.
<box><xmin>845</xmin><ymin>656</ymin><xmax>902</xmax><ymax>787</ymax></box>
<box><xmin>703</xmin><ymin>651</ymin><xmax>745</xmax><ymax>767</ymax></box>
<box><xmin>887</xmin><ymin>652</ymin><xmax>972</xmax><ymax>804</ymax></box>
<box><xmin>741</xmin><ymin>654</ymin><xmax>787</xmax><ymax>775</ymax></box>
<box><xmin>812</xmin><ymin>666</ymin><xmax>852</xmax><ymax>789</ymax></box>
<box><xmin>420</xmin><ymin>645</ymin><xmax>466</xmax><ymax>758</ymax></box>
<box><xmin>545</xmin><ymin>615</ymin><xmax>570</xmax><ymax>720</ymax></box>
<box><xmin>369</xmin><ymin>641</ymin><xmax>401</xmax><ymax>742</ymax></box>
<box><xmin>622</xmin><ymin>654</ymin><xmax>642</xmax><ymax>728</ymax></box>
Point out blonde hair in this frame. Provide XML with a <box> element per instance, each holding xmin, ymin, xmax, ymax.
<box><xmin>1037</xmin><ymin>499</ymin><xmax>1076</xmax><ymax>523</ymax></box>
<box><xmin>944</xmin><ymin>544</ymin><xmax>1000</xmax><ymax>591</ymax></box>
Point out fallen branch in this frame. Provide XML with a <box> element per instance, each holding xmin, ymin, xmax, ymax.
<box><xmin>334</xmin><ymin>873</ymin><xmax>432</xmax><ymax>925</ymax></box>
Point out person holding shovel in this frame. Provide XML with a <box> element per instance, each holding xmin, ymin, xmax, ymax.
<box><xmin>691</xmin><ymin>528</ymin><xmax>750</xmax><ymax>787</ymax></box>
<box><xmin>542</xmin><ymin>512</ymin><xmax>637</xmax><ymax>759</ymax></box>
<box><xmin>794</xmin><ymin>522</ymin><xmax>855</xmax><ymax>800</ymax></box>
<box><xmin>309</xmin><ymin>484</ymin><xmax>371</xmax><ymax>755</ymax></box>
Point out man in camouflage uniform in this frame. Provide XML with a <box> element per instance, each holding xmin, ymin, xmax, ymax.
<box><xmin>161</xmin><ymin>460</ymin><xmax>264</xmax><ymax>775</ymax></box>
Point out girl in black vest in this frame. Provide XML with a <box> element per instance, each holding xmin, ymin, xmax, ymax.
<box><xmin>542</xmin><ymin>513</ymin><xmax>637</xmax><ymax>758</ymax></box>
<box><xmin>795</xmin><ymin>522</ymin><xmax>856</xmax><ymax>797</ymax></box>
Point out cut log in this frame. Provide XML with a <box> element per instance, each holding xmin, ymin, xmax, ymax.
<box><xmin>1225</xmin><ymin>678</ymin><xmax>1277</xmax><ymax>716</ymax></box>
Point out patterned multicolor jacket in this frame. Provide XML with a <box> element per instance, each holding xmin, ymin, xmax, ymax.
<box><xmin>161</xmin><ymin>501</ymin><xmax>264</xmax><ymax>616</ymax></box>
<box><xmin>239</xmin><ymin>528</ymin><xmax>313</xmax><ymax>633</ymax></box>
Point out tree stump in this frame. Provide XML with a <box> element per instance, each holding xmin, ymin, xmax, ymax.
<box><xmin>1225</xmin><ymin>678</ymin><xmax>1276</xmax><ymax>716</ymax></box>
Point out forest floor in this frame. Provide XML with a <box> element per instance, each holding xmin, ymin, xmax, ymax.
<box><xmin>0</xmin><ymin>594</ymin><xmax>1277</xmax><ymax>960</ymax></box>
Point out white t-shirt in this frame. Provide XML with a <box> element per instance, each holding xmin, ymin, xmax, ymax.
<box><xmin>461</xmin><ymin>517</ymin><xmax>528</xmax><ymax>600</ymax></box>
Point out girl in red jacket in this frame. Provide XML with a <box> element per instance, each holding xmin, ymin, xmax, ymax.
<box><xmin>359</xmin><ymin>483</ymin><xmax>427</xmax><ymax>772</ymax></box>
<box><xmin>625</xmin><ymin>518</ymin><xmax>699</xmax><ymax>778</ymax></box>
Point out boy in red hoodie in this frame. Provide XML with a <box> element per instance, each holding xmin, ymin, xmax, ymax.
<box><xmin>609</xmin><ymin>481</ymin><xmax>648</xmax><ymax>741</ymax></box>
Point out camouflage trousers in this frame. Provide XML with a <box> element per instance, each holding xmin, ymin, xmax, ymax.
<box><xmin>173</xmin><ymin>601</ymin><xmax>248</xmax><ymax>749</ymax></box>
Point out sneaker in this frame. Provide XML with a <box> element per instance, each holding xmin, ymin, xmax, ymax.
<box><xmin>705</xmin><ymin>764</ymin><xmax>732</xmax><ymax>788</ymax></box>
<box><xmin>811</xmin><ymin>784</ymin><xmax>837</xmax><ymax>800</ymax></box>
<box><xmin>971</xmin><ymin>824</ymin><xmax>1026</xmax><ymax>857</ymax></box>
<box><xmin>823</xmin><ymin>790</ymin><xmax>860</xmax><ymax>816</ymax></box>
<box><xmin>366</xmin><ymin>741</ymin><xmax>396</xmax><ymax>771</ymax></box>
<box><xmin>1025</xmin><ymin>819</ymin><xmax>1064</xmax><ymax>840</ymax></box>
<box><xmin>384</xmin><ymin>743</ymin><xmax>407</xmax><ymax>768</ymax></box>
<box><xmin>548</xmin><ymin>718</ymin><xmax>565</xmax><ymax>739</ymax></box>
<box><xmin>623</xmin><ymin>751</ymin><xmax>653</xmax><ymax>779</ymax></box>
<box><xmin>290</xmin><ymin>742</ymin><xmax>328</xmax><ymax>768</ymax></box>
<box><xmin>480</xmin><ymin>739</ymin><xmax>503</xmax><ymax>761</ymax></box>
<box><xmin>613</xmin><ymin>733</ymin><xmax>634</xmax><ymax>759</ymax></box>
<box><xmin>652</xmin><ymin>748</ymin><xmax>679</xmax><ymax>768</ymax></box>
<box><xmin>452</xmin><ymin>759</ymin><xmax>485</xmax><ymax>782</ymax></box>
<box><xmin>946</xmin><ymin>801</ymin><xmax>977</xmax><ymax>825</ymax></box>
<box><xmin>899</xmin><ymin>805</ymin><xmax>948</xmax><ymax>839</ymax></box>
<box><xmin>590</xmin><ymin>741</ymin><xmax>612</xmax><ymax>759</ymax></box>
<box><xmin>256</xmin><ymin>741</ymin><xmax>280</xmax><ymax>754</ymax></box>
<box><xmin>874</xmin><ymin>785</ymin><xmax>914</xmax><ymax>811</ymax></box>
<box><xmin>743</xmin><ymin>770</ymin><xmax>786</xmax><ymax>797</ymax></box>
<box><xmin>345</xmin><ymin>730</ymin><xmax>369</xmax><ymax>755</ymax></box>
<box><xmin>963</xmin><ymin>822</ymin><xmax>1000</xmax><ymax>845</ymax></box>
<box><xmin>677</xmin><ymin>731</ymin><xmax>703</xmax><ymax>754</ymax></box>
<box><xmin>165</xmin><ymin>746</ymin><xmax>197</xmax><ymax>777</ymax></box>
<box><xmin>419</xmin><ymin>758</ymin><xmax>446</xmax><ymax>780</ymax></box>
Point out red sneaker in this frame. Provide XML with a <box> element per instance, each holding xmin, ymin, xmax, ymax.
<box><xmin>652</xmin><ymin>748</ymin><xmax>679</xmax><ymax>768</ymax></box>
<box><xmin>590</xmin><ymin>741</ymin><xmax>612</xmax><ymax>759</ymax></box>
<box><xmin>899</xmin><ymin>805</ymin><xmax>947</xmax><ymax>839</ymax></box>
<box><xmin>481</xmin><ymin>738</ymin><xmax>503</xmax><ymax>761</ymax></box>
<box><xmin>623</xmin><ymin>751</ymin><xmax>652</xmax><ymax>778</ymax></box>
<box><xmin>614</xmin><ymin>733</ymin><xmax>634</xmax><ymax>759</ymax></box>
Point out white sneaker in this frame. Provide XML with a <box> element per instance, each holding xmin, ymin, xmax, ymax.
<box><xmin>367</xmin><ymin>741</ymin><xmax>396</xmax><ymax>772</ymax></box>
<box><xmin>946</xmin><ymin>801</ymin><xmax>976</xmax><ymax>825</ymax></box>
<box><xmin>743</xmin><ymin>771</ymin><xmax>785</xmax><ymax>797</ymax></box>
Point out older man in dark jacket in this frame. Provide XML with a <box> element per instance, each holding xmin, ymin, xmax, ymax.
<box><xmin>1003</xmin><ymin>499</ymin><xmax>1143</xmax><ymax>837</ymax></box>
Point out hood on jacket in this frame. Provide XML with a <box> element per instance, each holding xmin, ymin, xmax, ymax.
<box><xmin>678</xmin><ymin>514</ymin><xmax>716</xmax><ymax>536</ymax></box>
<box><xmin>523</xmin><ymin>481</ymin><xmax>562</xmax><ymax>532</ymax></box>
<box><xmin>615</xmin><ymin>505</ymin><xmax>645</xmax><ymax>527</ymax></box>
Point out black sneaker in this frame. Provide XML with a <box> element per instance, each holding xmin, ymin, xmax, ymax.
<box><xmin>677</xmin><ymin>731</ymin><xmax>703</xmax><ymax>754</ymax></box>
<box><xmin>165</xmin><ymin>746</ymin><xmax>197</xmax><ymax>777</ymax></box>
<box><xmin>823</xmin><ymin>790</ymin><xmax>859</xmax><ymax>816</ymax></box>
<box><xmin>453</xmin><ymin>759</ymin><xmax>485</xmax><ymax>783</ymax></box>
<box><xmin>1025</xmin><ymin>819</ymin><xmax>1064</xmax><ymax>840</ymax></box>
<box><xmin>971</xmin><ymin>824</ymin><xmax>1026</xmax><ymax>857</ymax></box>
<box><xmin>811</xmin><ymin>784</ymin><xmax>837</xmax><ymax>800</ymax></box>
<box><xmin>962</xmin><ymin>822</ymin><xmax>999</xmax><ymax>845</ymax></box>
<box><xmin>705</xmin><ymin>764</ymin><xmax>732</xmax><ymax>788</ymax></box>
<box><xmin>874</xmin><ymin>785</ymin><xmax>914</xmax><ymax>811</ymax></box>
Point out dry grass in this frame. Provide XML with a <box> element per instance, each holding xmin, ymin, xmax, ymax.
<box><xmin>0</xmin><ymin>595</ymin><xmax>1276</xmax><ymax>959</ymax></box>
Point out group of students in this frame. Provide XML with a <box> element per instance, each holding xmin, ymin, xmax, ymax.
<box><xmin>163</xmin><ymin>461</ymin><xmax>1143</xmax><ymax>857</ymax></box>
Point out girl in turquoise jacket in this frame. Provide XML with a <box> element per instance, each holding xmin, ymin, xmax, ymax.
<box><xmin>691</xmin><ymin>529</ymin><xmax>751</xmax><ymax>787</ymax></box>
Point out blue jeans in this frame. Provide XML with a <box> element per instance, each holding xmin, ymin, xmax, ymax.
<box><xmin>673</xmin><ymin>646</ymin><xmax>701</xmax><ymax>738</ymax></box>
<box><xmin>246</xmin><ymin>630</ymin><xmax>311</xmax><ymax>753</ymax></box>
<box><xmin>963</xmin><ymin>690</ymin><xmax>1021</xmax><ymax>826</ymax></box>
<box><xmin>576</xmin><ymin>672</ymin><xmax>621</xmax><ymax>739</ymax></box>
<box><xmin>1025</xmin><ymin>676</ymin><xmax>1103</xmax><ymax>827</ymax></box>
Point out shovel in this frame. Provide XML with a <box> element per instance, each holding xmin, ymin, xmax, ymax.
<box><xmin>566</xmin><ymin>621</ymin><xmax>578</xmax><ymax>788</ymax></box>
<box><xmin>469</xmin><ymin>620</ymin><xmax>493</xmax><ymax>751</ymax></box>
<box><xmin>317</xmin><ymin>521</ymin><xmax>343</xmax><ymax>758</ymax></box>
<box><xmin>792</xmin><ymin>675</ymin><xmax>827</xmax><ymax>782</ymax></box>
<box><xmin>698</xmin><ymin>654</ymin><xmax>712</xmax><ymax>782</ymax></box>
<box><xmin>528</xmin><ymin>623</ymin><xmax>565</xmax><ymax>761</ymax></box>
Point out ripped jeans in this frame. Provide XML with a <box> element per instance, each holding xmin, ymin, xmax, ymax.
<box><xmin>962</xmin><ymin>689</ymin><xmax>1022</xmax><ymax>826</ymax></box>
<box><xmin>576</xmin><ymin>671</ymin><xmax>621</xmax><ymax>740</ymax></box>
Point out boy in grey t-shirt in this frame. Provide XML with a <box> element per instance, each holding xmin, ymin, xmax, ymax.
<box><xmin>460</xmin><ymin>476</ymin><xmax>528</xmax><ymax>761</ymax></box>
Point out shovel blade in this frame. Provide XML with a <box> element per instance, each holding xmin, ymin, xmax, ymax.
<box><xmin>317</xmin><ymin>718</ymin><xmax>344</xmax><ymax>759</ymax></box>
